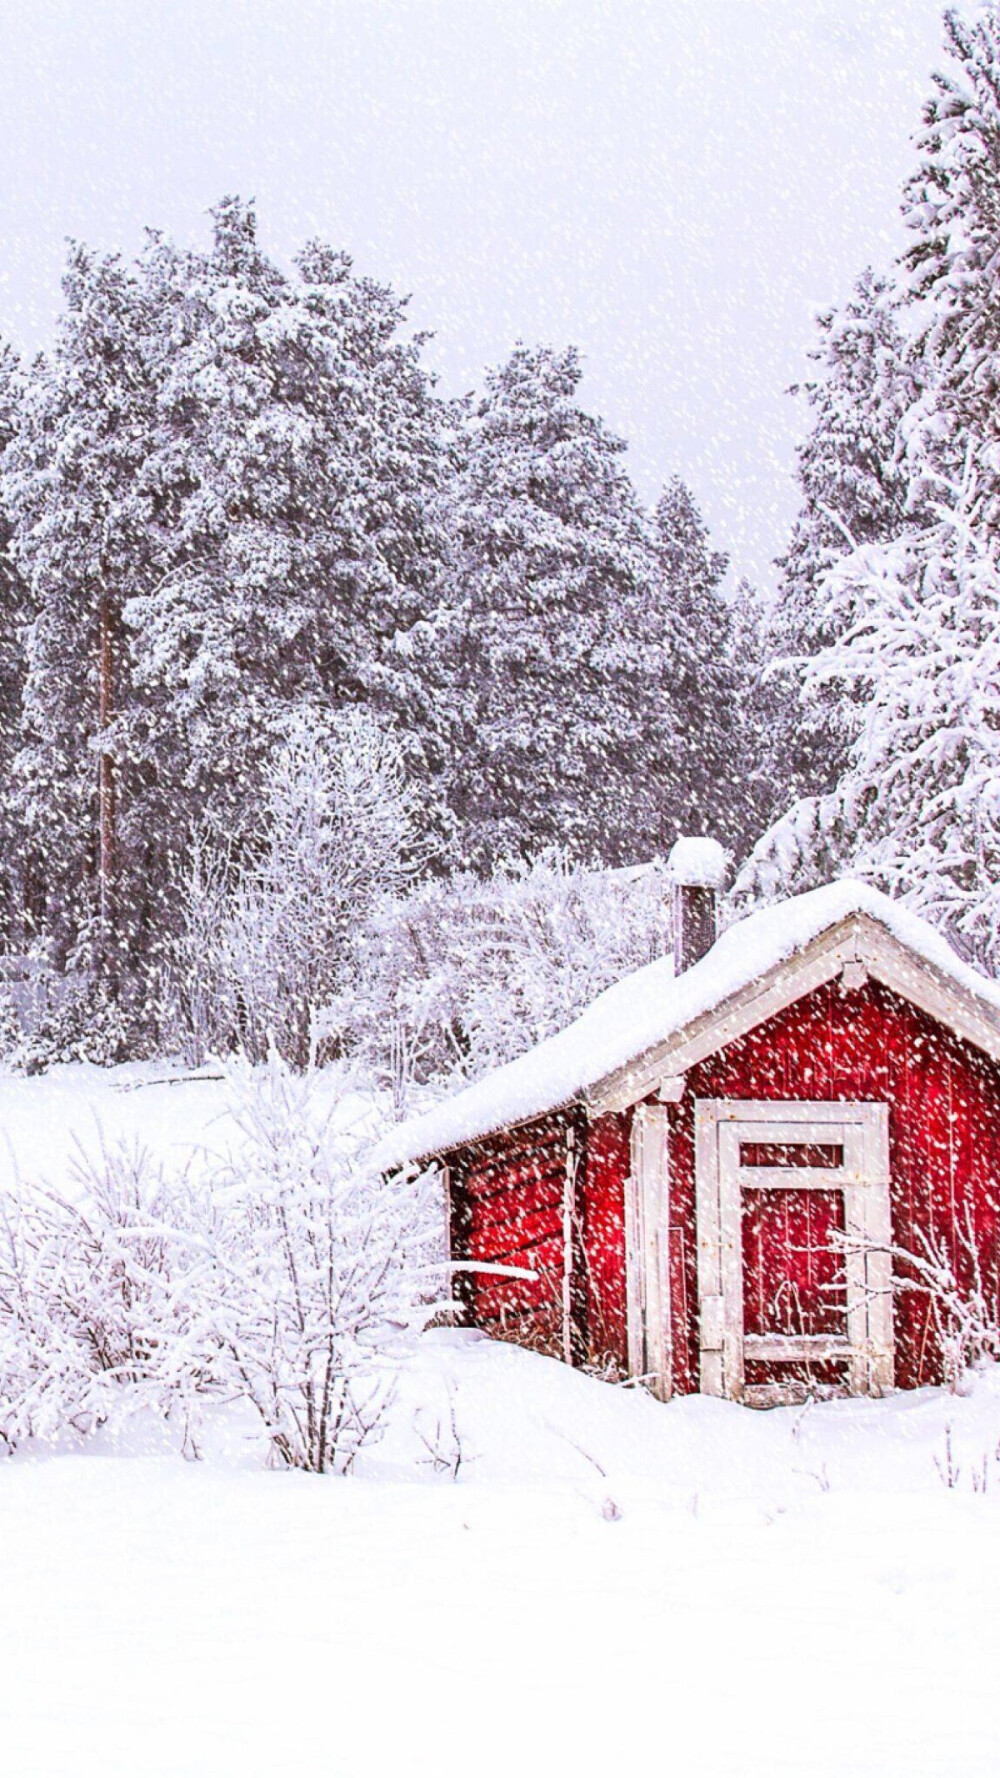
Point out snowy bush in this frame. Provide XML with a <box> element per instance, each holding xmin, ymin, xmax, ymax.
<box><xmin>0</xmin><ymin>1141</ymin><xmax>211</xmax><ymax>1448</ymax></box>
<box><xmin>0</xmin><ymin>1192</ymin><xmax>105</xmax><ymax>1447</ymax></box>
<box><xmin>0</xmin><ymin>984</ymin><xmax>21</xmax><ymax>1063</ymax></box>
<box><xmin>195</xmin><ymin>1059</ymin><xmax>442</xmax><ymax>1474</ymax></box>
<box><xmin>341</xmin><ymin>851</ymin><xmax>670</xmax><ymax>1107</ymax></box>
<box><xmin>13</xmin><ymin>973</ymin><xmax>138</xmax><ymax>1073</ymax></box>
<box><xmin>893</xmin><ymin>1216</ymin><xmax>1000</xmax><ymax>1390</ymax></box>
<box><xmin>173</xmin><ymin>708</ymin><xmax>422</xmax><ymax>1069</ymax></box>
<box><xmin>834</xmin><ymin>1207</ymin><xmax>1000</xmax><ymax>1393</ymax></box>
<box><xmin>0</xmin><ymin>1066</ymin><xmax>440</xmax><ymax>1466</ymax></box>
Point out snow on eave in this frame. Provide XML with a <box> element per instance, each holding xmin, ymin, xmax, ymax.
<box><xmin>374</xmin><ymin>880</ymin><xmax>1000</xmax><ymax>1172</ymax></box>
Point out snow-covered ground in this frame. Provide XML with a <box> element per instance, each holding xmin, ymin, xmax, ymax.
<box><xmin>0</xmin><ymin>1066</ymin><xmax>997</xmax><ymax>1776</ymax></box>
<box><xmin>0</xmin><ymin>1059</ymin><xmax>383</xmax><ymax>1199</ymax></box>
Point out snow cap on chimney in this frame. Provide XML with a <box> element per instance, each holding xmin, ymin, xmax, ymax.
<box><xmin>667</xmin><ymin>836</ymin><xmax>728</xmax><ymax>974</ymax></box>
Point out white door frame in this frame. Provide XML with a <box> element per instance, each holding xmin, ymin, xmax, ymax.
<box><xmin>695</xmin><ymin>1099</ymin><xmax>893</xmax><ymax>1404</ymax></box>
<box><xmin>626</xmin><ymin>1104</ymin><xmax>672</xmax><ymax>1400</ymax></box>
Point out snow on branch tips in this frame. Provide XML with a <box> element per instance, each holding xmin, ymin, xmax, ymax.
<box><xmin>0</xmin><ymin>1061</ymin><xmax>443</xmax><ymax>1469</ymax></box>
<box><xmin>198</xmin><ymin>1057</ymin><xmax>445</xmax><ymax>1474</ymax></box>
<box><xmin>172</xmin><ymin>708</ymin><xmax>422</xmax><ymax>1071</ymax></box>
<box><xmin>740</xmin><ymin>446</ymin><xmax>1000</xmax><ymax>972</ymax></box>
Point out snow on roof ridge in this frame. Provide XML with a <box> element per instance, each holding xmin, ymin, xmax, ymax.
<box><xmin>375</xmin><ymin>879</ymin><xmax>1000</xmax><ymax>1172</ymax></box>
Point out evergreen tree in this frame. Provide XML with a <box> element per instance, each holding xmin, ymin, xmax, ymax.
<box><xmin>441</xmin><ymin>343</ymin><xmax>700</xmax><ymax>867</ymax></box>
<box><xmin>3</xmin><ymin>245</ymin><xmax>156</xmax><ymax>984</ymax></box>
<box><xmin>125</xmin><ymin>199</ymin><xmax>452</xmax><ymax>864</ymax></box>
<box><xmin>724</xmin><ymin>574</ymin><xmax>784</xmax><ymax>849</ymax></box>
<box><xmin>2</xmin><ymin>201</ymin><xmax>452</xmax><ymax>1020</ymax></box>
<box><xmin>902</xmin><ymin>4</ymin><xmax>1000</xmax><ymax>494</ymax></box>
<box><xmin>0</xmin><ymin>343</ymin><xmax>29</xmax><ymax>944</ymax></box>
<box><xmin>769</xmin><ymin>270</ymin><xmax>917</xmax><ymax>803</ymax></box>
<box><xmin>736</xmin><ymin>447</ymin><xmax>1000</xmax><ymax>970</ymax></box>
<box><xmin>648</xmin><ymin>476</ymin><xmax>758</xmax><ymax>852</ymax></box>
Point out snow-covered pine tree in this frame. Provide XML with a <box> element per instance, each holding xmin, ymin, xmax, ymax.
<box><xmin>735</xmin><ymin>447</ymin><xmax>1000</xmax><ymax>969</ymax></box>
<box><xmin>0</xmin><ymin>342</ymin><xmax>30</xmax><ymax>948</ymax></box>
<box><xmin>768</xmin><ymin>269</ymin><xmax>917</xmax><ymax>803</ymax></box>
<box><xmin>3</xmin><ymin>244</ymin><xmax>157</xmax><ymax>1002</ymax></box>
<box><xmin>124</xmin><ymin>200</ymin><xmax>452</xmax><ymax>869</ymax></box>
<box><xmin>647</xmin><ymin>476</ymin><xmax>760</xmax><ymax>852</ymax></box>
<box><xmin>740</xmin><ymin>7</ymin><xmax>1000</xmax><ymax>931</ymax></box>
<box><xmin>724</xmin><ymin>575</ymin><xmax>784</xmax><ymax>848</ymax></box>
<box><xmin>440</xmin><ymin>343</ymin><xmax>704</xmax><ymax>867</ymax></box>
<box><xmin>1</xmin><ymin>198</ymin><xmax>452</xmax><ymax>1037</ymax></box>
<box><xmin>902</xmin><ymin>3</ymin><xmax>1000</xmax><ymax>499</ymax></box>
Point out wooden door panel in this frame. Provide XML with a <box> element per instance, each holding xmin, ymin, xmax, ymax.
<box><xmin>742</xmin><ymin>1186</ymin><xmax>846</xmax><ymax>1338</ymax></box>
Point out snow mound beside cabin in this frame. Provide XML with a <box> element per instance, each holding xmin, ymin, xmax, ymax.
<box><xmin>360</xmin><ymin>1328</ymin><xmax>1000</xmax><ymax>1505</ymax></box>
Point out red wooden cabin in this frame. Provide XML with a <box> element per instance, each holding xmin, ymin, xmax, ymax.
<box><xmin>381</xmin><ymin>849</ymin><xmax>1000</xmax><ymax>1405</ymax></box>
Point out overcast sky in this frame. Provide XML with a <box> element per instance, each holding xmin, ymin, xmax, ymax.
<box><xmin>0</xmin><ymin>0</ymin><xmax>950</xmax><ymax>591</ymax></box>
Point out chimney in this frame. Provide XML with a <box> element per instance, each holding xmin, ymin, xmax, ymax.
<box><xmin>667</xmin><ymin>836</ymin><xmax>728</xmax><ymax>974</ymax></box>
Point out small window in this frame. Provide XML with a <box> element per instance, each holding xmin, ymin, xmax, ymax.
<box><xmin>739</xmin><ymin>1141</ymin><xmax>844</xmax><ymax>1169</ymax></box>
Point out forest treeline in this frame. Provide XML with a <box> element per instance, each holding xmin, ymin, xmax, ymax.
<box><xmin>0</xmin><ymin>196</ymin><xmax>775</xmax><ymax>1064</ymax></box>
<box><xmin>2</xmin><ymin>4</ymin><xmax>1000</xmax><ymax>1082</ymax></box>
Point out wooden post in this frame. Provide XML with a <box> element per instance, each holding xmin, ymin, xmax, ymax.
<box><xmin>562</xmin><ymin>1126</ymin><xmax>576</xmax><ymax>1366</ymax></box>
<box><xmin>630</xmin><ymin>1104</ymin><xmax>672</xmax><ymax>1399</ymax></box>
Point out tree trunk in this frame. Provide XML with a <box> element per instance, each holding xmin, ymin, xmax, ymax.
<box><xmin>98</xmin><ymin>589</ymin><xmax>116</xmax><ymax>970</ymax></box>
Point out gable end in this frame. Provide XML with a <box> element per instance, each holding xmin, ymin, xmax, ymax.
<box><xmin>585</xmin><ymin>912</ymin><xmax>1000</xmax><ymax>1117</ymax></box>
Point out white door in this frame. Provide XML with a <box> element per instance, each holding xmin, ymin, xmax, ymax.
<box><xmin>695</xmin><ymin>1099</ymin><xmax>893</xmax><ymax>1406</ymax></box>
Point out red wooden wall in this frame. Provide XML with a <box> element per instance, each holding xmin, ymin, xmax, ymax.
<box><xmin>450</xmin><ymin>1114</ymin><xmax>575</xmax><ymax>1355</ymax></box>
<box><xmin>449</xmin><ymin>975</ymin><xmax>1000</xmax><ymax>1392</ymax></box>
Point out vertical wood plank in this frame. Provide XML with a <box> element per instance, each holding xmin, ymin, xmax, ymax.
<box><xmin>718</xmin><ymin>1124</ymin><xmax>745</xmax><ymax>1400</ymax></box>
<box><xmin>562</xmin><ymin>1127</ymin><xmax>576</xmax><ymax>1367</ymax></box>
<box><xmin>695</xmin><ymin>1099</ymin><xmax>725</xmax><ymax>1396</ymax></box>
<box><xmin>632</xmin><ymin>1105</ymin><xmax>672</xmax><ymax>1399</ymax></box>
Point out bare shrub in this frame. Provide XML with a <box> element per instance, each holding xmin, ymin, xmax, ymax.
<box><xmin>198</xmin><ymin>1058</ymin><xmax>443</xmax><ymax>1474</ymax></box>
<box><xmin>894</xmin><ymin>1213</ymin><xmax>1000</xmax><ymax>1388</ymax></box>
<box><xmin>344</xmin><ymin>852</ymin><xmax>670</xmax><ymax>1103</ymax></box>
<box><xmin>173</xmin><ymin>709</ymin><xmax>422</xmax><ymax>1069</ymax></box>
<box><xmin>0</xmin><ymin>1140</ymin><xmax>212</xmax><ymax>1449</ymax></box>
<box><xmin>837</xmin><ymin>1208</ymin><xmax>1000</xmax><ymax>1391</ymax></box>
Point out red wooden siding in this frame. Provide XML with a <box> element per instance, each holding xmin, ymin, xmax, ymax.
<box><xmin>577</xmin><ymin>1112</ymin><xmax>630</xmax><ymax>1369</ymax></box>
<box><xmin>450</xmin><ymin>1115</ymin><xmax>572</xmax><ymax>1355</ymax></box>
<box><xmin>667</xmin><ymin>975</ymin><xmax>1000</xmax><ymax>1392</ymax></box>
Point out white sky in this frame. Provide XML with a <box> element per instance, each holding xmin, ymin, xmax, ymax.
<box><xmin>0</xmin><ymin>0</ymin><xmax>948</xmax><ymax>591</ymax></box>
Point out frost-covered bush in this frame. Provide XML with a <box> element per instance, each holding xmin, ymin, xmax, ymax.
<box><xmin>197</xmin><ymin>1059</ymin><xmax>442</xmax><ymax>1473</ymax></box>
<box><xmin>833</xmin><ymin>1208</ymin><xmax>1000</xmax><ymax>1393</ymax></box>
<box><xmin>0</xmin><ymin>984</ymin><xmax>21</xmax><ymax>1063</ymax></box>
<box><xmin>0</xmin><ymin>1194</ymin><xmax>104</xmax><ymax>1447</ymax></box>
<box><xmin>173</xmin><ymin>708</ymin><xmax>422</xmax><ymax>1069</ymax></box>
<box><xmin>894</xmin><ymin>1216</ymin><xmax>1000</xmax><ymax>1390</ymax></box>
<box><xmin>0</xmin><ymin>1066</ymin><xmax>439</xmax><ymax>1466</ymax></box>
<box><xmin>13</xmin><ymin>974</ymin><xmax>138</xmax><ymax>1073</ymax></box>
<box><xmin>0</xmin><ymin>1141</ymin><xmax>210</xmax><ymax>1448</ymax></box>
<box><xmin>341</xmin><ymin>852</ymin><xmax>670</xmax><ymax>1108</ymax></box>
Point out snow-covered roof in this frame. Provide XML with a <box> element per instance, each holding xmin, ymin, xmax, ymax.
<box><xmin>375</xmin><ymin>880</ymin><xmax>1000</xmax><ymax>1171</ymax></box>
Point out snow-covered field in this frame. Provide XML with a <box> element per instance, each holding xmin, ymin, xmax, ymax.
<box><xmin>0</xmin><ymin>1067</ymin><xmax>998</xmax><ymax>1777</ymax></box>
